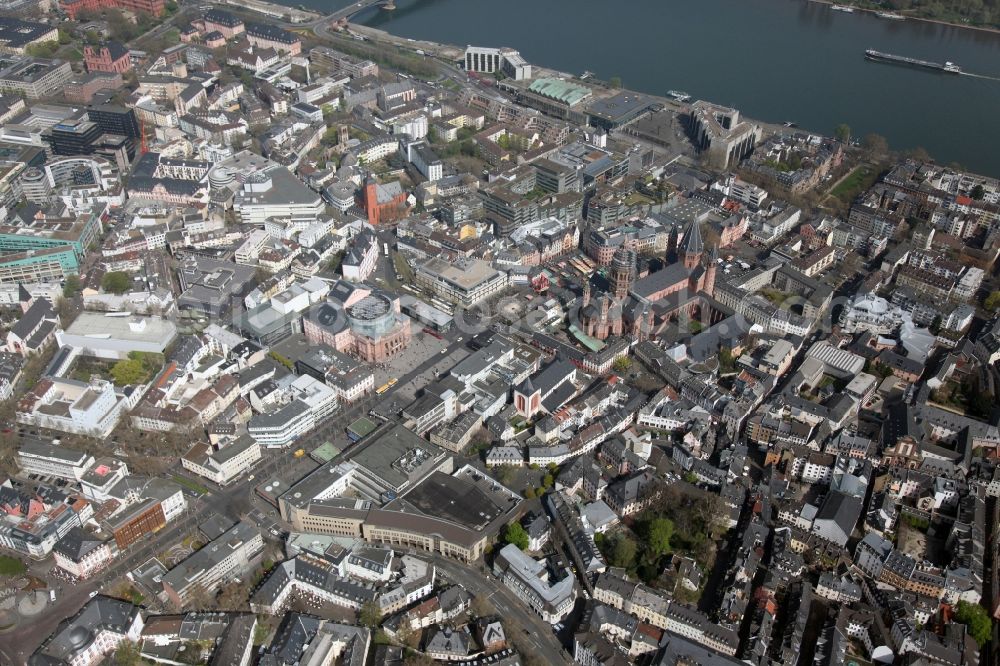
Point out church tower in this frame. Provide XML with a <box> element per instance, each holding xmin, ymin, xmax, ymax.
<box><xmin>611</xmin><ymin>248</ymin><xmax>636</xmax><ymax>300</ymax></box>
<box><xmin>582</xmin><ymin>280</ymin><xmax>591</xmax><ymax>308</ymax></box>
<box><xmin>704</xmin><ymin>245</ymin><xmax>719</xmax><ymax>297</ymax></box>
<box><xmin>679</xmin><ymin>221</ymin><xmax>704</xmax><ymax>270</ymax></box>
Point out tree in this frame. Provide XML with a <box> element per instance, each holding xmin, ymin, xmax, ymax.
<box><xmin>268</xmin><ymin>351</ymin><xmax>294</xmax><ymax>371</ymax></box>
<box><xmin>471</xmin><ymin>593</ymin><xmax>495</xmax><ymax>618</ymax></box>
<box><xmin>216</xmin><ymin>581</ymin><xmax>248</xmax><ymax>610</ymax></box>
<box><xmin>985</xmin><ymin>290</ymin><xmax>1000</xmax><ymax>312</ymax></box>
<box><xmin>62</xmin><ymin>274</ymin><xmax>81</xmax><ymax>298</ymax></box>
<box><xmin>111</xmin><ymin>358</ymin><xmax>146</xmax><ymax>386</ymax></box>
<box><xmin>101</xmin><ymin>271</ymin><xmax>130</xmax><ymax>294</ymax></box>
<box><xmin>608</xmin><ymin>76</ymin><xmax>623</xmax><ymax>89</ymax></box>
<box><xmin>608</xmin><ymin>534</ymin><xmax>637</xmax><ymax>569</ymax></box>
<box><xmin>113</xmin><ymin>641</ymin><xmax>142</xmax><ymax>666</ymax></box>
<box><xmin>358</xmin><ymin>600</ymin><xmax>382</xmax><ymax>628</ymax></box>
<box><xmin>954</xmin><ymin>601</ymin><xmax>991</xmax><ymax>647</ymax></box>
<box><xmin>495</xmin><ymin>465</ymin><xmax>517</xmax><ymax>486</ymax></box>
<box><xmin>26</xmin><ymin>41</ymin><xmax>59</xmax><ymax>58</ymax></box>
<box><xmin>862</xmin><ymin>133</ymin><xmax>889</xmax><ymax>159</ymax></box>
<box><xmin>718</xmin><ymin>346</ymin><xmax>735</xmax><ymax>373</ymax></box>
<box><xmin>501</xmin><ymin>521</ymin><xmax>529</xmax><ymax>550</ymax></box>
<box><xmin>646</xmin><ymin>517</ymin><xmax>675</xmax><ymax>557</ymax></box>
<box><xmin>58</xmin><ymin>28</ymin><xmax>73</xmax><ymax>45</ymax></box>
<box><xmin>326</xmin><ymin>251</ymin><xmax>345</xmax><ymax>273</ymax></box>
<box><xmin>833</xmin><ymin>123</ymin><xmax>851</xmax><ymax>143</ymax></box>
<box><xmin>970</xmin><ymin>184</ymin><xmax>985</xmax><ymax>200</ymax></box>
<box><xmin>612</xmin><ymin>357</ymin><xmax>632</xmax><ymax>373</ymax></box>
<box><xmin>905</xmin><ymin>146</ymin><xmax>932</xmax><ymax>162</ymax></box>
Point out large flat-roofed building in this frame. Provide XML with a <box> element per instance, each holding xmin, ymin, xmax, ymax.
<box><xmin>415</xmin><ymin>256</ymin><xmax>507</xmax><ymax>308</ymax></box>
<box><xmin>280</xmin><ymin>495</ymin><xmax>493</xmax><ymax>563</ymax></box>
<box><xmin>57</xmin><ymin>313</ymin><xmax>177</xmax><ymax>360</ymax></box>
<box><xmin>587</xmin><ymin>91</ymin><xmax>660</xmax><ymax>130</ymax></box>
<box><xmin>501</xmin><ymin>77</ymin><xmax>591</xmax><ymax>121</ymax></box>
<box><xmin>0</xmin><ymin>19</ymin><xmax>59</xmax><ymax>55</ymax></box>
<box><xmin>182</xmin><ymin>435</ymin><xmax>262</xmax><ymax>486</ymax></box>
<box><xmin>0</xmin><ymin>57</ymin><xmax>73</xmax><ymax>98</ymax></box>
<box><xmin>0</xmin><ymin>205</ymin><xmax>103</xmax><ymax>264</ymax></box>
<box><xmin>177</xmin><ymin>256</ymin><xmax>257</xmax><ymax>316</ymax></box>
<box><xmin>805</xmin><ymin>341</ymin><xmax>866</xmax><ymax>378</ymax></box>
<box><xmin>343</xmin><ymin>424</ymin><xmax>450</xmax><ymax>499</ymax></box>
<box><xmin>247</xmin><ymin>374</ymin><xmax>338</xmax><ymax>448</ymax></box>
<box><xmin>464</xmin><ymin>46</ymin><xmax>531</xmax><ymax>80</ymax></box>
<box><xmin>234</xmin><ymin>165</ymin><xmax>324</xmax><ymax>225</ymax></box>
<box><xmin>688</xmin><ymin>100</ymin><xmax>761</xmax><ymax>169</ymax></box>
<box><xmin>17</xmin><ymin>377</ymin><xmax>128</xmax><ymax>438</ymax></box>
<box><xmin>492</xmin><ymin>543</ymin><xmax>575</xmax><ymax>623</ymax></box>
<box><xmin>17</xmin><ymin>441</ymin><xmax>95</xmax><ymax>481</ymax></box>
<box><xmin>160</xmin><ymin>521</ymin><xmax>263</xmax><ymax>606</ymax></box>
<box><xmin>279</xmin><ymin>440</ymin><xmax>517</xmax><ymax>563</ymax></box>
<box><xmin>310</xmin><ymin>46</ymin><xmax>378</xmax><ymax>78</ymax></box>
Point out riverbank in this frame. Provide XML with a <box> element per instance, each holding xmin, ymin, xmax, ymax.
<box><xmin>805</xmin><ymin>0</ymin><xmax>1000</xmax><ymax>35</ymax></box>
<box><xmin>287</xmin><ymin>0</ymin><xmax>1000</xmax><ymax>174</ymax></box>
<box><xmin>345</xmin><ymin>23</ymin><xmax>809</xmax><ymax>142</ymax></box>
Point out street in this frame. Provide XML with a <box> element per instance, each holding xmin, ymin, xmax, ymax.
<box><xmin>429</xmin><ymin>556</ymin><xmax>572</xmax><ymax>665</ymax></box>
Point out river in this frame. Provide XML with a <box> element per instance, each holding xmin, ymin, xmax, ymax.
<box><xmin>297</xmin><ymin>0</ymin><xmax>1000</xmax><ymax>176</ymax></box>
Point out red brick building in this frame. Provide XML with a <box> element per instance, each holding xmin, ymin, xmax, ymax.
<box><xmin>107</xmin><ymin>499</ymin><xmax>166</xmax><ymax>549</ymax></box>
<box><xmin>359</xmin><ymin>177</ymin><xmax>408</xmax><ymax>226</ymax></box>
<box><xmin>61</xmin><ymin>0</ymin><xmax>165</xmax><ymax>20</ymax></box>
<box><xmin>83</xmin><ymin>42</ymin><xmax>132</xmax><ymax>74</ymax></box>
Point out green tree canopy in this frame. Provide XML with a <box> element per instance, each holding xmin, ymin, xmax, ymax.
<box><xmin>113</xmin><ymin>641</ymin><xmax>142</xmax><ymax>666</ymax></box>
<box><xmin>954</xmin><ymin>601</ymin><xmax>991</xmax><ymax>647</ymax></box>
<box><xmin>111</xmin><ymin>358</ymin><xmax>146</xmax><ymax>386</ymax></box>
<box><xmin>834</xmin><ymin>123</ymin><xmax>851</xmax><ymax>143</ymax></box>
<box><xmin>501</xmin><ymin>521</ymin><xmax>529</xmax><ymax>550</ymax></box>
<box><xmin>358</xmin><ymin>600</ymin><xmax>382</xmax><ymax>628</ymax></box>
<box><xmin>101</xmin><ymin>271</ymin><xmax>131</xmax><ymax>294</ymax></box>
<box><xmin>26</xmin><ymin>41</ymin><xmax>59</xmax><ymax>58</ymax></box>
<box><xmin>984</xmin><ymin>290</ymin><xmax>1000</xmax><ymax>312</ymax></box>
<box><xmin>970</xmin><ymin>184</ymin><xmax>985</xmax><ymax>200</ymax></box>
<box><xmin>645</xmin><ymin>517</ymin><xmax>675</xmax><ymax>557</ymax></box>
<box><xmin>608</xmin><ymin>534</ymin><xmax>637</xmax><ymax>569</ymax></box>
<box><xmin>62</xmin><ymin>274</ymin><xmax>81</xmax><ymax>298</ymax></box>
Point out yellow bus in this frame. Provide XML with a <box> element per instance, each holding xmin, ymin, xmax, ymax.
<box><xmin>376</xmin><ymin>378</ymin><xmax>398</xmax><ymax>395</ymax></box>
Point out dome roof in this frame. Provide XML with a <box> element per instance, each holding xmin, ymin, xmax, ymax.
<box><xmin>68</xmin><ymin>625</ymin><xmax>93</xmax><ymax>650</ymax></box>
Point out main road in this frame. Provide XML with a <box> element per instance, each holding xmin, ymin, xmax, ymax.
<box><xmin>429</xmin><ymin>555</ymin><xmax>572</xmax><ymax>665</ymax></box>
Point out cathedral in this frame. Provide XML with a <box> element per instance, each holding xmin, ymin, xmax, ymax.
<box><xmin>580</xmin><ymin>221</ymin><xmax>718</xmax><ymax>341</ymax></box>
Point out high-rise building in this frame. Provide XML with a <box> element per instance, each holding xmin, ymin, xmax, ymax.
<box><xmin>44</xmin><ymin>114</ymin><xmax>102</xmax><ymax>156</ymax></box>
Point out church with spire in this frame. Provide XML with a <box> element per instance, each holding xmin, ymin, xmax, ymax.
<box><xmin>579</xmin><ymin>221</ymin><xmax>718</xmax><ymax>341</ymax></box>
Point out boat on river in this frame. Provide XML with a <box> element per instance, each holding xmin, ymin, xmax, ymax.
<box><xmin>865</xmin><ymin>49</ymin><xmax>961</xmax><ymax>74</ymax></box>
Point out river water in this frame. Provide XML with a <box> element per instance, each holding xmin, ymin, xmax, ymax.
<box><xmin>302</xmin><ymin>0</ymin><xmax>1000</xmax><ymax>175</ymax></box>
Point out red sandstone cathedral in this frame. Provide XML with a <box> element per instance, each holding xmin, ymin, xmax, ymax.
<box><xmin>580</xmin><ymin>221</ymin><xmax>718</xmax><ymax>341</ymax></box>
